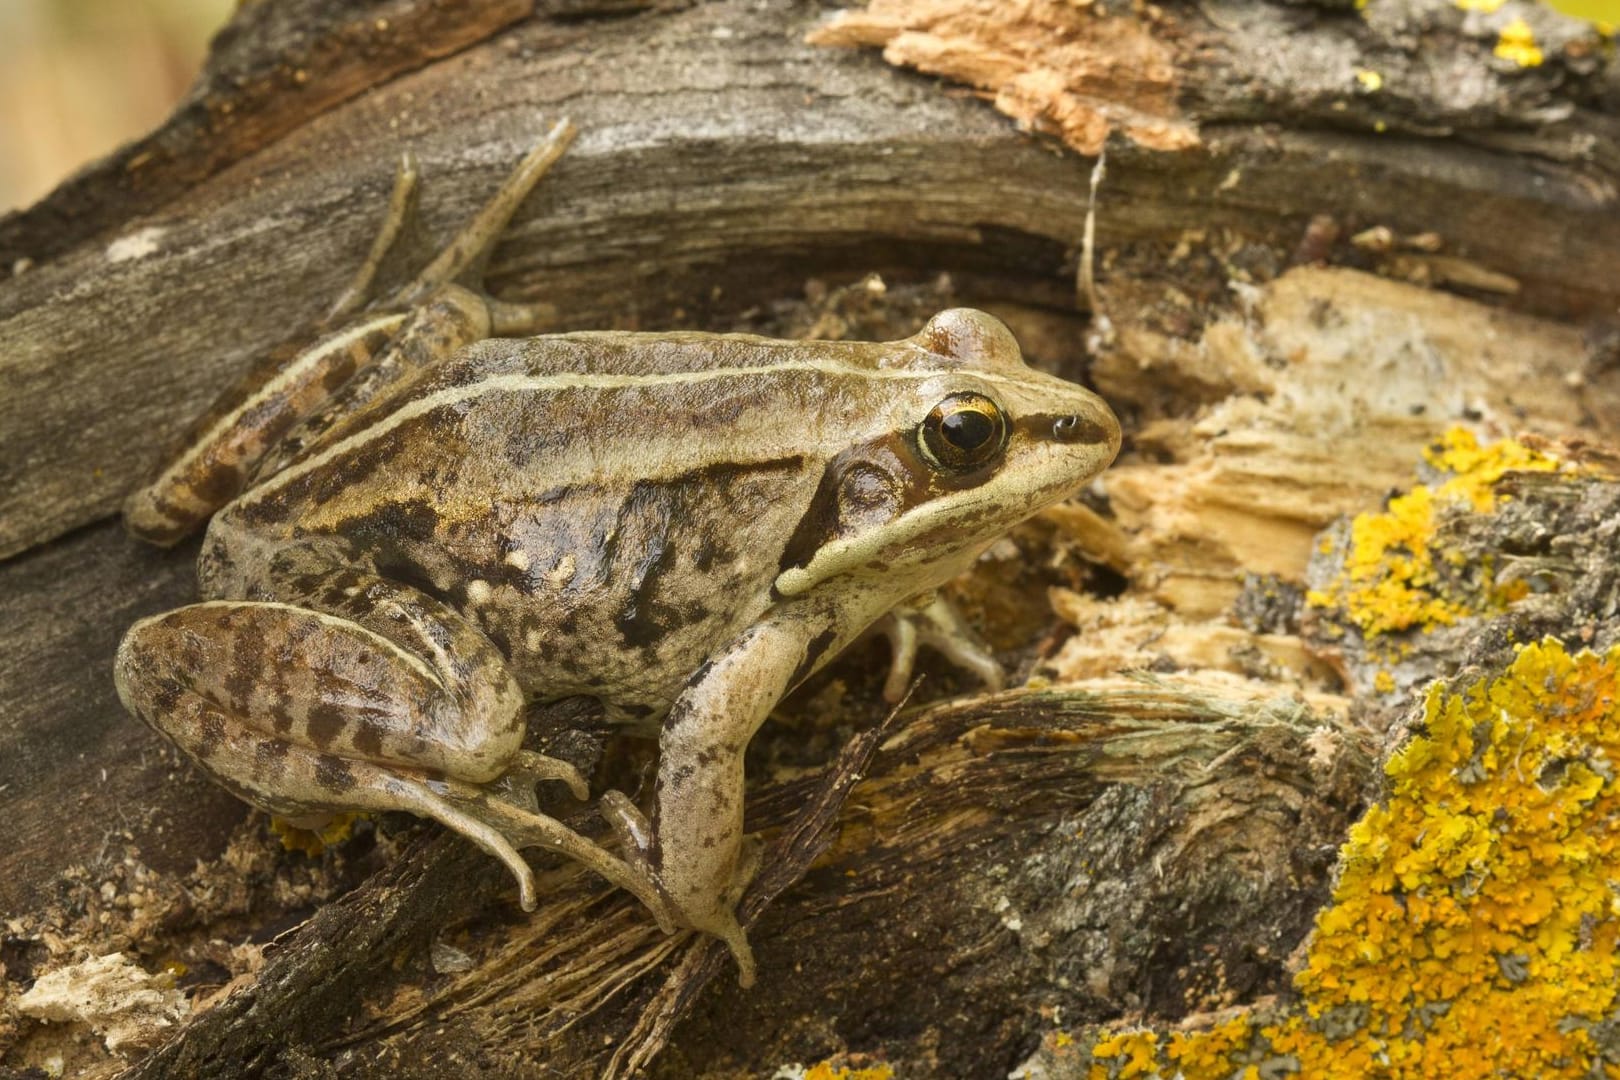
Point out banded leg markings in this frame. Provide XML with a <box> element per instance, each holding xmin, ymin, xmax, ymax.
<box><xmin>116</xmin><ymin>598</ymin><xmax>519</xmax><ymax>782</ymax></box>
<box><xmin>124</xmin><ymin>315</ymin><xmax>403</xmax><ymax>544</ymax></box>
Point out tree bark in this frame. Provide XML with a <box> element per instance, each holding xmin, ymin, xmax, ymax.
<box><xmin>1</xmin><ymin>0</ymin><xmax>1615</xmax><ymax>1076</ymax></box>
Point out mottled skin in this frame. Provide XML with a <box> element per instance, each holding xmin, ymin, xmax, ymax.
<box><xmin>113</xmin><ymin>121</ymin><xmax>1122</xmax><ymax>985</ymax></box>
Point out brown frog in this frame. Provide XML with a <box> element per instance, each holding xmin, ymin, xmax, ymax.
<box><xmin>114</xmin><ymin>120</ymin><xmax>1121</xmax><ymax>985</ymax></box>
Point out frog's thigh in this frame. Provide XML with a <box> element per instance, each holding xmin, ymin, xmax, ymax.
<box><xmin>123</xmin><ymin>314</ymin><xmax>406</xmax><ymax>545</ymax></box>
<box><xmin>248</xmin><ymin>285</ymin><xmax>495</xmax><ymax>481</ymax></box>
<box><xmin>115</xmin><ymin>628</ymin><xmax>557</xmax><ymax>907</ymax></box>
<box><xmin>115</xmin><ymin>650</ymin><xmax>480</xmax><ymax>823</ymax></box>
<box><xmin>115</xmin><ymin>593</ymin><xmax>524</xmax><ymax>785</ymax></box>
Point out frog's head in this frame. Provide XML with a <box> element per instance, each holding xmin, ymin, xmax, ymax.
<box><xmin>774</xmin><ymin>308</ymin><xmax>1121</xmax><ymax>598</ymax></box>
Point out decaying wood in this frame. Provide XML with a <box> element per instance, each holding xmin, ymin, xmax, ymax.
<box><xmin>2</xmin><ymin>0</ymin><xmax>1618</xmax><ymax>1075</ymax></box>
<box><xmin>810</xmin><ymin>0</ymin><xmax>1620</xmax><ymax>315</ymax></box>
<box><xmin>1094</xmin><ymin>266</ymin><xmax>1619</xmax><ymax>619</ymax></box>
<box><xmin>116</xmin><ymin>680</ymin><xmax>1370</xmax><ymax>1079</ymax></box>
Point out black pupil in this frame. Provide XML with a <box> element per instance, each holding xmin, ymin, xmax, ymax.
<box><xmin>941</xmin><ymin>408</ymin><xmax>994</xmax><ymax>450</ymax></box>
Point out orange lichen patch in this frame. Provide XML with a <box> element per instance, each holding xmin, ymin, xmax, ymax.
<box><xmin>269</xmin><ymin>812</ymin><xmax>359</xmax><ymax>857</ymax></box>
<box><xmin>801</xmin><ymin>1063</ymin><xmax>896</xmax><ymax>1080</ymax></box>
<box><xmin>1305</xmin><ymin>428</ymin><xmax>1562</xmax><ymax>638</ymax></box>
<box><xmin>806</xmin><ymin>0</ymin><xmax>1199</xmax><ymax>156</ymax></box>
<box><xmin>1080</xmin><ymin>639</ymin><xmax>1620</xmax><ymax>1077</ymax></box>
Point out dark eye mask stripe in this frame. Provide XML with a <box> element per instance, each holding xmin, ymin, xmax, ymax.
<box><xmin>1016</xmin><ymin>410</ymin><xmax>1115</xmax><ymax>447</ymax></box>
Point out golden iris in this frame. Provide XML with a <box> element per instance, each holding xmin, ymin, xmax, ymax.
<box><xmin>919</xmin><ymin>393</ymin><xmax>1007</xmax><ymax>471</ymax></box>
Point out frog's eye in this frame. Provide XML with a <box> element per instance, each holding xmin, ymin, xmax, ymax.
<box><xmin>918</xmin><ymin>392</ymin><xmax>1008</xmax><ymax>472</ymax></box>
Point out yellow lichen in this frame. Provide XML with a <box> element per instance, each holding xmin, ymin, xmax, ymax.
<box><xmin>802</xmin><ymin>1064</ymin><xmax>895</xmax><ymax>1080</ymax></box>
<box><xmin>1354</xmin><ymin>68</ymin><xmax>1384</xmax><ymax>91</ymax></box>
<box><xmin>1305</xmin><ymin>428</ymin><xmax>1560</xmax><ymax>638</ymax></box>
<box><xmin>269</xmin><ymin>812</ymin><xmax>360</xmax><ymax>857</ymax></box>
<box><xmin>1455</xmin><ymin>0</ymin><xmax>1506</xmax><ymax>10</ymax></box>
<box><xmin>1494</xmin><ymin>17</ymin><xmax>1545</xmax><ymax>66</ymax></box>
<box><xmin>1423</xmin><ymin>426</ymin><xmax>1558</xmax><ymax>510</ymax></box>
<box><xmin>1084</xmin><ymin>639</ymin><xmax>1620</xmax><ymax>1077</ymax></box>
<box><xmin>1089</xmin><ymin>1030</ymin><xmax>1160</xmax><ymax>1079</ymax></box>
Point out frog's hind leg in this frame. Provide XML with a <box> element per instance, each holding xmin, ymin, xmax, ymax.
<box><xmin>125</xmin><ymin>149</ymin><xmax>435</xmax><ymax>544</ymax></box>
<box><xmin>122</xmin><ymin>309</ymin><xmax>408</xmax><ymax>545</ymax></box>
<box><xmin>114</xmin><ymin>553</ymin><xmax>672</xmax><ymax>928</ymax></box>
<box><xmin>324</xmin><ymin>150</ymin><xmax>423</xmax><ymax>323</ymax></box>
<box><xmin>124</xmin><ymin>121</ymin><xmax>576</xmax><ymax>545</ymax></box>
<box><xmin>388</xmin><ymin>117</ymin><xmax>576</xmax><ymax>328</ymax></box>
<box><xmin>248</xmin><ymin>285</ymin><xmax>500</xmax><ymax>478</ymax></box>
<box><xmin>119</xmin><ymin>680</ymin><xmax>658</xmax><ymax>919</ymax></box>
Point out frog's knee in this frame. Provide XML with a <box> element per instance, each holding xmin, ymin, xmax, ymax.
<box><xmin>115</xmin><ymin>646</ymin><xmax>332</xmax><ymax>818</ymax></box>
<box><xmin>114</xmin><ymin>611</ymin><xmax>210</xmax><ymax>729</ymax></box>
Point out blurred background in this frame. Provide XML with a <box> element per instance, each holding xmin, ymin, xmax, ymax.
<box><xmin>0</xmin><ymin>0</ymin><xmax>231</xmax><ymax>212</ymax></box>
<box><xmin>0</xmin><ymin>0</ymin><xmax>1615</xmax><ymax>214</ymax></box>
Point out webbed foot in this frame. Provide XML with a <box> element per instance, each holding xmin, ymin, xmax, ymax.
<box><xmin>599</xmin><ymin>789</ymin><xmax>760</xmax><ymax>985</ymax></box>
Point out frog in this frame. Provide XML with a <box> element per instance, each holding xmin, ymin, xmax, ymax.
<box><xmin>113</xmin><ymin>118</ymin><xmax>1122</xmax><ymax>986</ymax></box>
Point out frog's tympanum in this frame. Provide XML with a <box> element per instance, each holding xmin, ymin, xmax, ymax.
<box><xmin>114</xmin><ymin>120</ymin><xmax>1121</xmax><ymax>985</ymax></box>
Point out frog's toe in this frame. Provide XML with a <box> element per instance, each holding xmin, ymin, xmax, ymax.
<box><xmin>599</xmin><ymin>789</ymin><xmax>653</xmax><ymax>860</ymax></box>
<box><xmin>506</xmin><ymin>750</ymin><xmax>591</xmax><ymax>802</ymax></box>
<box><xmin>595</xmin><ymin>791</ymin><xmax>679</xmax><ymax>934</ymax></box>
<box><xmin>728</xmin><ymin>930</ymin><xmax>759</xmax><ymax>988</ymax></box>
<box><xmin>702</xmin><ymin>910</ymin><xmax>758</xmax><ymax>988</ymax></box>
<box><xmin>447</xmin><ymin>788</ymin><xmax>677</xmax><ymax>933</ymax></box>
<box><xmin>878</xmin><ymin>592</ymin><xmax>1003</xmax><ymax>702</ymax></box>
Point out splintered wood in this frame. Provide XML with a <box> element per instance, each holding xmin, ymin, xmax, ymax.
<box><xmin>1021</xmin><ymin>259</ymin><xmax>1609</xmax><ymax>710</ymax></box>
<box><xmin>807</xmin><ymin>0</ymin><xmax>1199</xmax><ymax>155</ymax></box>
<box><xmin>1081</xmin><ymin>266</ymin><xmax>1607</xmax><ymax>618</ymax></box>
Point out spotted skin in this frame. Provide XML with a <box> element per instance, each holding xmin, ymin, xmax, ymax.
<box><xmin>114</xmin><ymin>123</ymin><xmax>1122</xmax><ymax>987</ymax></box>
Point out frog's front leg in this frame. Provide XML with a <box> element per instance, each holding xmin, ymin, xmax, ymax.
<box><xmin>603</xmin><ymin>616</ymin><xmax>835</xmax><ymax>987</ymax></box>
<box><xmin>113</xmin><ymin>542</ymin><xmax>671</xmax><ymax>927</ymax></box>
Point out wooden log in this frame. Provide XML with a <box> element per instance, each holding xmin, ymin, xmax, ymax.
<box><xmin>2</xmin><ymin>0</ymin><xmax>1616</xmax><ymax>1075</ymax></box>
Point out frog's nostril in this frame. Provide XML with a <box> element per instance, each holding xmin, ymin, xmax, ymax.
<box><xmin>1052</xmin><ymin>412</ymin><xmax>1111</xmax><ymax>445</ymax></box>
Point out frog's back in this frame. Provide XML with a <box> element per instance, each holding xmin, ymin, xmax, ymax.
<box><xmin>205</xmin><ymin>332</ymin><xmax>923</xmax><ymax>713</ymax></box>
